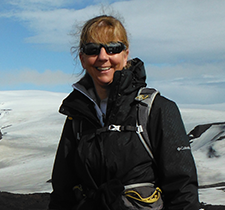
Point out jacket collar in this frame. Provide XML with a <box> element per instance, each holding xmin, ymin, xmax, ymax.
<box><xmin>74</xmin><ymin>57</ymin><xmax>146</xmax><ymax>99</ymax></box>
<box><xmin>109</xmin><ymin>58</ymin><xmax>146</xmax><ymax>96</ymax></box>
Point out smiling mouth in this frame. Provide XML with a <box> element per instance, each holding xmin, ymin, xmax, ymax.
<box><xmin>96</xmin><ymin>67</ymin><xmax>111</xmax><ymax>71</ymax></box>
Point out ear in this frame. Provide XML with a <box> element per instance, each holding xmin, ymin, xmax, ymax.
<box><xmin>123</xmin><ymin>49</ymin><xmax>129</xmax><ymax>67</ymax></box>
<box><xmin>79</xmin><ymin>52</ymin><xmax>86</xmax><ymax>69</ymax></box>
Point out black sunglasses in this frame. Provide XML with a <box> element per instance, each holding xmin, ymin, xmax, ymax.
<box><xmin>81</xmin><ymin>42</ymin><xmax>126</xmax><ymax>55</ymax></box>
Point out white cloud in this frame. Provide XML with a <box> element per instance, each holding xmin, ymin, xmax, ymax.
<box><xmin>145</xmin><ymin>61</ymin><xmax>225</xmax><ymax>81</ymax></box>
<box><xmin>3</xmin><ymin>0</ymin><xmax>73</xmax><ymax>10</ymax></box>
<box><xmin>118</xmin><ymin>0</ymin><xmax>225</xmax><ymax>64</ymax></box>
<box><xmin>1</xmin><ymin>1</ymin><xmax>102</xmax><ymax>50</ymax></box>
<box><xmin>1</xmin><ymin>0</ymin><xmax>225</xmax><ymax>104</ymax></box>
<box><xmin>164</xmin><ymin>82</ymin><xmax>224</xmax><ymax>105</ymax></box>
<box><xmin>3</xmin><ymin>0</ymin><xmax>225</xmax><ymax>62</ymax></box>
<box><xmin>145</xmin><ymin>61</ymin><xmax>225</xmax><ymax>104</ymax></box>
<box><xmin>0</xmin><ymin>69</ymin><xmax>78</xmax><ymax>86</ymax></box>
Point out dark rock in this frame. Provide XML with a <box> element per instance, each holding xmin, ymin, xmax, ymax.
<box><xmin>0</xmin><ymin>192</ymin><xmax>50</xmax><ymax>210</ymax></box>
<box><xmin>0</xmin><ymin>191</ymin><xmax>225</xmax><ymax>210</ymax></box>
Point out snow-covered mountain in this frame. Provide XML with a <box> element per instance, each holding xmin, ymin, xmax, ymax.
<box><xmin>0</xmin><ymin>91</ymin><xmax>66</xmax><ymax>193</ymax></box>
<box><xmin>0</xmin><ymin>90</ymin><xmax>225</xmax><ymax>205</ymax></box>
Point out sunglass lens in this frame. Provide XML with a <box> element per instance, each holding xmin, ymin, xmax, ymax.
<box><xmin>83</xmin><ymin>43</ymin><xmax>100</xmax><ymax>55</ymax></box>
<box><xmin>106</xmin><ymin>42</ymin><xmax>125</xmax><ymax>54</ymax></box>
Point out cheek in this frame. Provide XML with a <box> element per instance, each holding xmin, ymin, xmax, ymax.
<box><xmin>120</xmin><ymin>56</ymin><xmax>128</xmax><ymax>69</ymax></box>
<box><xmin>119</xmin><ymin>51</ymin><xmax>128</xmax><ymax>67</ymax></box>
<box><xmin>81</xmin><ymin>56</ymin><xmax>95</xmax><ymax>69</ymax></box>
<box><xmin>113</xmin><ymin>53</ymin><xmax>128</xmax><ymax>69</ymax></box>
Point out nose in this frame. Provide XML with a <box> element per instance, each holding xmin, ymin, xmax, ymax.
<box><xmin>98</xmin><ymin>47</ymin><xmax>108</xmax><ymax>60</ymax></box>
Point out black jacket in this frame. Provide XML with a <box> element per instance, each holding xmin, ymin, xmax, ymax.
<box><xmin>49</xmin><ymin>58</ymin><xmax>199</xmax><ymax>210</ymax></box>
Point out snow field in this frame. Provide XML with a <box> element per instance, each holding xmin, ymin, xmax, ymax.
<box><xmin>0</xmin><ymin>90</ymin><xmax>225</xmax><ymax>205</ymax></box>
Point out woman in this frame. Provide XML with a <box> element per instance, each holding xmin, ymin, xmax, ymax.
<box><xmin>49</xmin><ymin>15</ymin><xmax>199</xmax><ymax>210</ymax></box>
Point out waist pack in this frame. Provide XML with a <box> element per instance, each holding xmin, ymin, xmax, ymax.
<box><xmin>122</xmin><ymin>183</ymin><xmax>163</xmax><ymax>210</ymax></box>
<box><xmin>73</xmin><ymin>182</ymin><xmax>163</xmax><ymax>210</ymax></box>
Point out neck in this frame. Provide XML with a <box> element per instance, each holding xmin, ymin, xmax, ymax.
<box><xmin>95</xmin><ymin>85</ymin><xmax>110</xmax><ymax>100</ymax></box>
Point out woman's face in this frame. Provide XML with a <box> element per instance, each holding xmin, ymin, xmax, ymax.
<box><xmin>79</xmin><ymin>42</ymin><xmax>129</xmax><ymax>90</ymax></box>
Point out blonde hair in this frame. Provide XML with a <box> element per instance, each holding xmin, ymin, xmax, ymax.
<box><xmin>80</xmin><ymin>15</ymin><xmax>129</xmax><ymax>50</ymax></box>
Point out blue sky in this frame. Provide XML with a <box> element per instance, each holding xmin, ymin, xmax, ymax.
<box><xmin>1</xmin><ymin>0</ymin><xmax>225</xmax><ymax>105</ymax></box>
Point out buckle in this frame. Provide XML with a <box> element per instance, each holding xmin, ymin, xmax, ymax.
<box><xmin>108</xmin><ymin>124</ymin><xmax>121</xmax><ymax>132</ymax></box>
<box><xmin>135</xmin><ymin>94</ymin><xmax>149</xmax><ymax>101</ymax></box>
<box><xmin>136</xmin><ymin>125</ymin><xmax>143</xmax><ymax>133</ymax></box>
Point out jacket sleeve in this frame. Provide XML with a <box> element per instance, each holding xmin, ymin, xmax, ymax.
<box><xmin>149</xmin><ymin>95</ymin><xmax>200</xmax><ymax>210</ymax></box>
<box><xmin>48</xmin><ymin>117</ymin><xmax>79</xmax><ymax>210</ymax></box>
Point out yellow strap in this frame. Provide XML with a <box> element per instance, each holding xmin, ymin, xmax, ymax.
<box><xmin>135</xmin><ymin>94</ymin><xmax>149</xmax><ymax>101</ymax></box>
<box><xmin>73</xmin><ymin>184</ymin><xmax>83</xmax><ymax>192</ymax></box>
<box><xmin>125</xmin><ymin>187</ymin><xmax>162</xmax><ymax>204</ymax></box>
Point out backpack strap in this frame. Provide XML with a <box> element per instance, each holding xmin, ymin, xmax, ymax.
<box><xmin>70</xmin><ymin>87</ymin><xmax>159</xmax><ymax>163</ymax></box>
<box><xmin>135</xmin><ymin>87</ymin><xmax>159</xmax><ymax>163</ymax></box>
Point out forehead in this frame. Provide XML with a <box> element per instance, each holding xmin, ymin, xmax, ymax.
<box><xmin>85</xmin><ymin>22</ymin><xmax>122</xmax><ymax>44</ymax></box>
